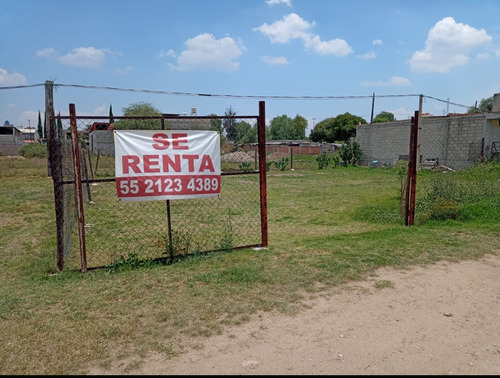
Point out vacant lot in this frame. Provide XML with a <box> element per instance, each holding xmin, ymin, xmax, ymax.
<box><xmin>1</xmin><ymin>156</ymin><xmax>499</xmax><ymax>374</ymax></box>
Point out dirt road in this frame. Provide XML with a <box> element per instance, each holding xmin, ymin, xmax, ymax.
<box><xmin>89</xmin><ymin>253</ymin><xmax>500</xmax><ymax>375</ymax></box>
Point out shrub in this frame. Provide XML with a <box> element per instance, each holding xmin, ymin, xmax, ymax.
<box><xmin>19</xmin><ymin>143</ymin><xmax>47</xmax><ymax>158</ymax></box>
<box><xmin>274</xmin><ymin>157</ymin><xmax>289</xmax><ymax>171</ymax></box>
<box><xmin>429</xmin><ymin>198</ymin><xmax>460</xmax><ymax>220</ymax></box>
<box><xmin>338</xmin><ymin>140</ymin><xmax>362</xmax><ymax>166</ymax></box>
<box><xmin>316</xmin><ymin>152</ymin><xmax>331</xmax><ymax>169</ymax></box>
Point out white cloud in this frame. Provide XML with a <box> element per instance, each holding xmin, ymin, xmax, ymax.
<box><xmin>0</xmin><ymin>68</ymin><xmax>27</xmax><ymax>85</ymax></box>
<box><xmin>361</xmin><ymin>76</ymin><xmax>411</xmax><ymax>87</ymax></box>
<box><xmin>254</xmin><ymin>13</ymin><xmax>352</xmax><ymax>57</ymax></box>
<box><xmin>167</xmin><ymin>33</ymin><xmax>244</xmax><ymax>73</ymax></box>
<box><xmin>358</xmin><ymin>51</ymin><xmax>376</xmax><ymax>60</ymax></box>
<box><xmin>266</xmin><ymin>0</ymin><xmax>292</xmax><ymax>6</ymax></box>
<box><xmin>373</xmin><ymin>39</ymin><xmax>383</xmax><ymax>45</ymax></box>
<box><xmin>409</xmin><ymin>17</ymin><xmax>492</xmax><ymax>73</ymax></box>
<box><xmin>94</xmin><ymin>104</ymin><xmax>107</xmax><ymax>115</ymax></box>
<box><xmin>261</xmin><ymin>56</ymin><xmax>289</xmax><ymax>65</ymax></box>
<box><xmin>59</xmin><ymin>47</ymin><xmax>106</xmax><ymax>68</ymax></box>
<box><xmin>254</xmin><ymin>13</ymin><xmax>312</xmax><ymax>44</ymax></box>
<box><xmin>36</xmin><ymin>46</ymin><xmax>118</xmax><ymax>68</ymax></box>
<box><xmin>112</xmin><ymin>66</ymin><xmax>135</xmax><ymax>74</ymax></box>
<box><xmin>35</xmin><ymin>47</ymin><xmax>57</xmax><ymax>58</ymax></box>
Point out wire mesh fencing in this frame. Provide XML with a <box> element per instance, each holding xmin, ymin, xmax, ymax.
<box><xmin>50</xmin><ymin>109</ymin><xmax>267</xmax><ymax>272</ymax></box>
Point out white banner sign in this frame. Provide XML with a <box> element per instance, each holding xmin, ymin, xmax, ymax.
<box><xmin>114</xmin><ymin>130</ymin><xmax>221</xmax><ymax>201</ymax></box>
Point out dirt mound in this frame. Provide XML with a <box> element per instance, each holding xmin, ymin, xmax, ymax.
<box><xmin>221</xmin><ymin>151</ymin><xmax>254</xmax><ymax>163</ymax></box>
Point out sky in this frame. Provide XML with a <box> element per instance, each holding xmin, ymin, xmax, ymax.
<box><xmin>1</xmin><ymin>0</ymin><xmax>499</xmax><ymax>136</ymax></box>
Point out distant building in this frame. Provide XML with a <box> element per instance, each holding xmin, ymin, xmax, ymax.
<box><xmin>0</xmin><ymin>124</ymin><xmax>40</xmax><ymax>155</ymax></box>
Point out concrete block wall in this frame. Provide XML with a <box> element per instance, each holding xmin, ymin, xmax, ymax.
<box><xmin>89</xmin><ymin>130</ymin><xmax>115</xmax><ymax>155</ymax></box>
<box><xmin>356</xmin><ymin>114</ymin><xmax>488</xmax><ymax>169</ymax></box>
<box><xmin>356</xmin><ymin>120</ymin><xmax>411</xmax><ymax>166</ymax></box>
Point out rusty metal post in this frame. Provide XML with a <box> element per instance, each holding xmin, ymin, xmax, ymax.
<box><xmin>258</xmin><ymin>101</ymin><xmax>268</xmax><ymax>247</ymax></box>
<box><xmin>69</xmin><ymin>104</ymin><xmax>88</xmax><ymax>272</ymax></box>
<box><xmin>408</xmin><ymin>111</ymin><xmax>419</xmax><ymax>225</ymax></box>
<box><xmin>405</xmin><ymin>111</ymin><xmax>419</xmax><ymax>226</ymax></box>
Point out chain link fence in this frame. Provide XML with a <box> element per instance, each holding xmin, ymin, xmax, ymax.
<box><xmin>50</xmin><ymin>108</ymin><xmax>267</xmax><ymax>271</ymax></box>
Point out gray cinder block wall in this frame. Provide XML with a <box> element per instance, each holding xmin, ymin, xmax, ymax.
<box><xmin>356</xmin><ymin>112</ymin><xmax>500</xmax><ymax>169</ymax></box>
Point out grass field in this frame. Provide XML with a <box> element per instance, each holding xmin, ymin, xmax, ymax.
<box><xmin>1</xmin><ymin>155</ymin><xmax>499</xmax><ymax>374</ymax></box>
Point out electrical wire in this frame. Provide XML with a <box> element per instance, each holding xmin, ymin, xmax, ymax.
<box><xmin>0</xmin><ymin>83</ymin><xmax>471</xmax><ymax>108</ymax></box>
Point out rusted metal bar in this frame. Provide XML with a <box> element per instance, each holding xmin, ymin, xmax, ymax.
<box><xmin>408</xmin><ymin>111</ymin><xmax>419</xmax><ymax>226</ymax></box>
<box><xmin>81</xmin><ymin>149</ymin><xmax>92</xmax><ymax>202</ymax></box>
<box><xmin>166</xmin><ymin>200</ymin><xmax>173</xmax><ymax>259</ymax></box>
<box><xmin>258</xmin><ymin>101</ymin><xmax>268</xmax><ymax>247</ymax></box>
<box><xmin>95</xmin><ymin>150</ymin><xmax>101</xmax><ymax>177</ymax></box>
<box><xmin>404</xmin><ymin>115</ymin><xmax>416</xmax><ymax>226</ymax></box>
<box><xmin>87</xmin><ymin>149</ymin><xmax>95</xmax><ymax>179</ymax></box>
<box><xmin>69</xmin><ymin>104</ymin><xmax>88</xmax><ymax>273</ymax></box>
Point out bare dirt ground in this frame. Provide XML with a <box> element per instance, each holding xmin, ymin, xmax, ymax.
<box><xmin>89</xmin><ymin>253</ymin><xmax>500</xmax><ymax>375</ymax></box>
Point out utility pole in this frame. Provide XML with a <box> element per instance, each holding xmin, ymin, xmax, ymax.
<box><xmin>370</xmin><ymin>93</ymin><xmax>375</xmax><ymax>124</ymax></box>
<box><xmin>416</xmin><ymin>95</ymin><xmax>423</xmax><ymax>170</ymax></box>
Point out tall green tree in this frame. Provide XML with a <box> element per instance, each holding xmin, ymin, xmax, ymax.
<box><xmin>113</xmin><ymin>102</ymin><xmax>162</xmax><ymax>130</ymax></box>
<box><xmin>373</xmin><ymin>111</ymin><xmax>395</xmax><ymax>123</ymax></box>
<box><xmin>239</xmin><ymin>125</ymin><xmax>258</xmax><ymax>144</ymax></box>
<box><xmin>223</xmin><ymin>106</ymin><xmax>238</xmax><ymax>141</ymax></box>
<box><xmin>467</xmin><ymin>96</ymin><xmax>493</xmax><ymax>113</ymax></box>
<box><xmin>56</xmin><ymin>112</ymin><xmax>63</xmax><ymax>137</ymax></box>
<box><xmin>268</xmin><ymin>114</ymin><xmax>307</xmax><ymax>140</ymax></box>
<box><xmin>37</xmin><ymin>111</ymin><xmax>43</xmax><ymax>139</ymax></box>
<box><xmin>109</xmin><ymin>104</ymin><xmax>114</xmax><ymax>124</ymax></box>
<box><xmin>310</xmin><ymin>112</ymin><xmax>366</xmax><ymax>143</ymax></box>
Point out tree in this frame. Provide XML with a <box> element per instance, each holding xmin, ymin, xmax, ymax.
<box><xmin>222</xmin><ymin>106</ymin><xmax>238</xmax><ymax>141</ymax></box>
<box><xmin>239</xmin><ymin>125</ymin><xmax>258</xmax><ymax>144</ymax></box>
<box><xmin>113</xmin><ymin>102</ymin><xmax>162</xmax><ymax>130</ymax></box>
<box><xmin>373</xmin><ymin>111</ymin><xmax>395</xmax><ymax>123</ymax></box>
<box><xmin>233</xmin><ymin>121</ymin><xmax>252</xmax><ymax>143</ymax></box>
<box><xmin>310</xmin><ymin>112</ymin><xmax>367</xmax><ymax>143</ymax></box>
<box><xmin>338</xmin><ymin>140</ymin><xmax>363</xmax><ymax>166</ymax></box>
<box><xmin>309</xmin><ymin>120</ymin><xmax>330</xmax><ymax>142</ymax></box>
<box><xmin>109</xmin><ymin>104</ymin><xmax>114</xmax><ymax>124</ymax></box>
<box><xmin>468</xmin><ymin>96</ymin><xmax>493</xmax><ymax>114</ymax></box>
<box><xmin>56</xmin><ymin>112</ymin><xmax>63</xmax><ymax>137</ymax></box>
<box><xmin>37</xmin><ymin>111</ymin><xmax>43</xmax><ymax>140</ymax></box>
<box><xmin>268</xmin><ymin>114</ymin><xmax>308</xmax><ymax>140</ymax></box>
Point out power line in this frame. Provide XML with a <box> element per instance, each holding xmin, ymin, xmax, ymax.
<box><xmin>0</xmin><ymin>82</ymin><xmax>471</xmax><ymax>108</ymax></box>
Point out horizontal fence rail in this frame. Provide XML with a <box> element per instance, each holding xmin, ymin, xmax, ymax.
<box><xmin>49</xmin><ymin>105</ymin><xmax>268</xmax><ymax>271</ymax></box>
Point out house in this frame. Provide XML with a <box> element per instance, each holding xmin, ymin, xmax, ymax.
<box><xmin>355</xmin><ymin>93</ymin><xmax>500</xmax><ymax>169</ymax></box>
<box><xmin>0</xmin><ymin>123</ymin><xmax>40</xmax><ymax>156</ymax></box>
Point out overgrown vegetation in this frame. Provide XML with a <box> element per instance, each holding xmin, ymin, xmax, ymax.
<box><xmin>1</xmin><ymin>157</ymin><xmax>499</xmax><ymax>374</ymax></box>
<box><xmin>338</xmin><ymin>140</ymin><xmax>362</xmax><ymax>166</ymax></box>
<box><xmin>19</xmin><ymin>143</ymin><xmax>47</xmax><ymax>158</ymax></box>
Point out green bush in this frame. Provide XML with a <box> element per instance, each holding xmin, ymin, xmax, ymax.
<box><xmin>316</xmin><ymin>152</ymin><xmax>331</xmax><ymax>169</ymax></box>
<box><xmin>19</xmin><ymin>143</ymin><xmax>47</xmax><ymax>158</ymax></box>
<box><xmin>338</xmin><ymin>141</ymin><xmax>362</xmax><ymax>166</ymax></box>
<box><xmin>429</xmin><ymin>198</ymin><xmax>460</xmax><ymax>220</ymax></box>
<box><xmin>274</xmin><ymin>157</ymin><xmax>289</xmax><ymax>171</ymax></box>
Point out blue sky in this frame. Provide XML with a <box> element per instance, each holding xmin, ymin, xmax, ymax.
<box><xmin>1</xmin><ymin>0</ymin><xmax>499</xmax><ymax>135</ymax></box>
